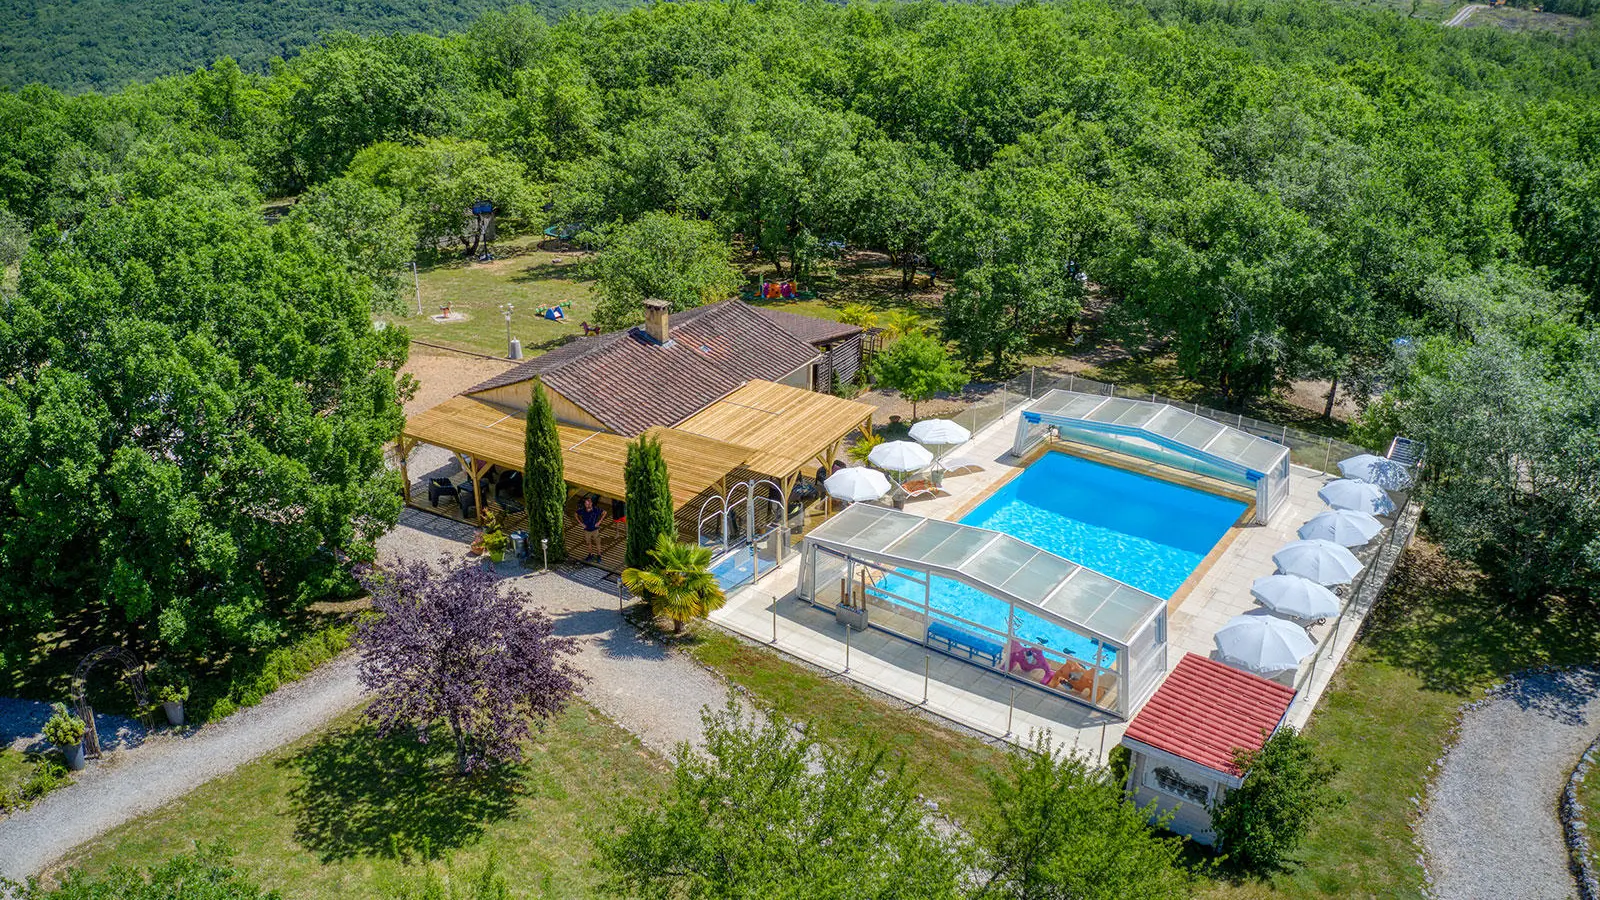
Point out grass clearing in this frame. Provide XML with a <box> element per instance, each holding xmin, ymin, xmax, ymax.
<box><xmin>381</xmin><ymin>234</ymin><xmax>599</xmax><ymax>358</ymax></box>
<box><xmin>53</xmin><ymin>703</ymin><xmax>668</xmax><ymax>899</ymax></box>
<box><xmin>685</xmin><ymin>627</ymin><xmax>1009</xmax><ymax>824</ymax></box>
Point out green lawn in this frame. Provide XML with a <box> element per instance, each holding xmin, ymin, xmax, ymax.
<box><xmin>381</xmin><ymin>234</ymin><xmax>600</xmax><ymax>358</ymax></box>
<box><xmin>53</xmin><ymin>704</ymin><xmax>668</xmax><ymax>899</ymax></box>
<box><xmin>1579</xmin><ymin>761</ymin><xmax>1600</xmax><ymax>865</ymax></box>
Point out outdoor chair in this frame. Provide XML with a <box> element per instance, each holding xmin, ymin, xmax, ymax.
<box><xmin>457</xmin><ymin>480</ymin><xmax>477</xmax><ymax>519</ymax></box>
<box><xmin>937</xmin><ymin>456</ymin><xmax>984</xmax><ymax>477</ymax></box>
<box><xmin>428</xmin><ymin>478</ymin><xmax>458</xmax><ymax>507</ymax></box>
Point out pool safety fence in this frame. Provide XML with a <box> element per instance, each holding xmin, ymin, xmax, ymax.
<box><xmin>1283</xmin><ymin>492</ymin><xmax>1422</xmax><ymax>725</ymax></box>
<box><xmin>926</xmin><ymin>370</ymin><xmax>1372</xmax><ymax>478</ymax></box>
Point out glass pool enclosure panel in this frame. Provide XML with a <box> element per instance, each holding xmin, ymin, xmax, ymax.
<box><xmin>1013</xmin><ymin>390</ymin><xmax>1292</xmax><ymax>524</ymax></box>
<box><xmin>799</xmin><ymin>503</ymin><xmax>1168</xmax><ymax>716</ymax></box>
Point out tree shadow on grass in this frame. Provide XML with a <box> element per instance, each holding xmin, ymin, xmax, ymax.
<box><xmin>1361</xmin><ymin>542</ymin><xmax>1600</xmax><ymax>696</ymax></box>
<box><xmin>284</xmin><ymin>722</ymin><xmax>524</xmax><ymax>863</ymax></box>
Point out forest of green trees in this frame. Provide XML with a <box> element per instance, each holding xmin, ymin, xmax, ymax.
<box><xmin>0</xmin><ymin>0</ymin><xmax>636</xmax><ymax>93</ymax></box>
<box><xmin>2</xmin><ymin>0</ymin><xmax>1599</xmax><ymax>658</ymax></box>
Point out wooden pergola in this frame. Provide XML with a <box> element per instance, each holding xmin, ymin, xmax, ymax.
<box><xmin>398</xmin><ymin>396</ymin><xmax>753</xmax><ymax>523</ymax></box>
<box><xmin>674</xmin><ymin>380</ymin><xmax>875</xmax><ymax>504</ymax></box>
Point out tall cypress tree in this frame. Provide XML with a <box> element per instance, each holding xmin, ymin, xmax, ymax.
<box><xmin>524</xmin><ymin>383</ymin><xmax>566</xmax><ymax>562</ymax></box>
<box><xmin>624</xmin><ymin>434</ymin><xmax>675</xmax><ymax>570</ymax></box>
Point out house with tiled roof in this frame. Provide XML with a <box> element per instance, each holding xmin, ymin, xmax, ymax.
<box><xmin>1118</xmin><ymin>653</ymin><xmax>1297</xmax><ymax>845</ymax></box>
<box><xmin>466</xmin><ymin>299</ymin><xmax>825</xmax><ymax>435</ymax></box>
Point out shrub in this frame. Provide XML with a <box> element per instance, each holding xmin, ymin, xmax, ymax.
<box><xmin>42</xmin><ymin>704</ymin><xmax>86</xmax><ymax>748</ymax></box>
<box><xmin>188</xmin><ymin>622</ymin><xmax>356</xmax><ymax>723</ymax></box>
<box><xmin>1</xmin><ymin>755</ymin><xmax>70</xmax><ymax>813</ymax></box>
<box><xmin>847</xmin><ymin>432</ymin><xmax>884</xmax><ymax>463</ymax></box>
<box><xmin>150</xmin><ymin>661</ymin><xmax>192</xmax><ymax>705</ymax></box>
<box><xmin>1209</xmin><ymin>726</ymin><xmax>1344</xmax><ymax>875</ymax></box>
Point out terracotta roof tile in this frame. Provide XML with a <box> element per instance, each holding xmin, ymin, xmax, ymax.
<box><xmin>464</xmin><ymin>301</ymin><xmax>818</xmax><ymax>436</ymax></box>
<box><xmin>1123</xmin><ymin>653</ymin><xmax>1296</xmax><ymax>776</ymax></box>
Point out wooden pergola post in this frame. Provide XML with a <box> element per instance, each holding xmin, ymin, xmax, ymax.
<box><xmin>396</xmin><ymin>436</ymin><xmax>414</xmax><ymax>505</ymax></box>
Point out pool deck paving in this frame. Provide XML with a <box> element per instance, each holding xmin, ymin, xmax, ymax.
<box><xmin>710</xmin><ymin>406</ymin><xmax>1405</xmax><ymax>755</ymax></box>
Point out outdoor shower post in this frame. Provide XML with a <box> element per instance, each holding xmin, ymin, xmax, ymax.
<box><xmin>1005</xmin><ymin>686</ymin><xmax>1016</xmax><ymax>737</ymax></box>
<box><xmin>772</xmin><ymin>601</ymin><xmax>778</xmax><ymax>644</ymax></box>
<box><xmin>844</xmin><ymin>625</ymin><xmax>851</xmax><ymax>673</ymax></box>
<box><xmin>923</xmin><ymin>655</ymin><xmax>930</xmax><ymax>704</ymax></box>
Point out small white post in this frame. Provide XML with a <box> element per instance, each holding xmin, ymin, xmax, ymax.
<box><xmin>412</xmin><ymin>261</ymin><xmax>422</xmax><ymax>316</ymax></box>
<box><xmin>923</xmin><ymin>655</ymin><xmax>930</xmax><ymax>704</ymax></box>
<box><xmin>844</xmin><ymin>624</ymin><xmax>851</xmax><ymax>673</ymax></box>
<box><xmin>772</xmin><ymin>601</ymin><xmax>778</xmax><ymax>643</ymax></box>
<box><xmin>1005</xmin><ymin>686</ymin><xmax>1016</xmax><ymax>737</ymax></box>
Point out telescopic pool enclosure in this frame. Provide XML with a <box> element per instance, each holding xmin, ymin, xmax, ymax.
<box><xmin>798</xmin><ymin>503</ymin><xmax>1169</xmax><ymax>716</ymax></box>
<box><xmin>1014</xmin><ymin>390</ymin><xmax>1292</xmax><ymax>524</ymax></box>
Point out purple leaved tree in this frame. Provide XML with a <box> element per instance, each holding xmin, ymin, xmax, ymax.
<box><xmin>355</xmin><ymin>556</ymin><xmax>585</xmax><ymax>775</ymax></box>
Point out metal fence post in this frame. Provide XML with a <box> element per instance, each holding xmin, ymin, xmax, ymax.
<box><xmin>1322</xmin><ymin>438</ymin><xmax>1333</xmax><ymax>474</ymax></box>
<box><xmin>923</xmin><ymin>655</ymin><xmax>930</xmax><ymax>704</ymax></box>
<box><xmin>1005</xmin><ymin>686</ymin><xmax>1017</xmax><ymax>737</ymax></box>
<box><xmin>844</xmin><ymin>624</ymin><xmax>851</xmax><ymax>673</ymax></box>
<box><xmin>1068</xmin><ymin>373</ymin><xmax>1076</xmax><ymax>393</ymax></box>
<box><xmin>1029</xmin><ymin>367</ymin><xmax>1036</xmax><ymax>399</ymax></box>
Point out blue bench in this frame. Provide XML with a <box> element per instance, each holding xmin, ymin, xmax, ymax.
<box><xmin>926</xmin><ymin>621</ymin><xmax>1003</xmax><ymax>667</ymax></box>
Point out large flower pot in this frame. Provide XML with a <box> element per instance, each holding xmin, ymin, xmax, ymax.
<box><xmin>61</xmin><ymin>742</ymin><xmax>86</xmax><ymax>771</ymax></box>
<box><xmin>835</xmin><ymin>604</ymin><xmax>869</xmax><ymax>631</ymax></box>
<box><xmin>162</xmin><ymin>701</ymin><xmax>185</xmax><ymax>726</ymax></box>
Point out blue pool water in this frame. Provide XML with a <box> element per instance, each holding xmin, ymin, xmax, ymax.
<box><xmin>873</xmin><ymin>452</ymin><xmax>1246</xmax><ymax>664</ymax></box>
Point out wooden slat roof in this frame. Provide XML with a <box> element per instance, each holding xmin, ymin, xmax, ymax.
<box><xmin>674</xmin><ymin>380</ymin><xmax>875</xmax><ymax>479</ymax></box>
<box><xmin>403</xmin><ymin>396</ymin><xmax>751</xmax><ymax>508</ymax></box>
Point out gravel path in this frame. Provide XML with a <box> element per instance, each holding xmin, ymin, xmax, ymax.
<box><xmin>1420</xmin><ymin>667</ymin><xmax>1600</xmax><ymax>900</ymax></box>
<box><xmin>0</xmin><ymin>509</ymin><xmax>740</xmax><ymax>879</ymax></box>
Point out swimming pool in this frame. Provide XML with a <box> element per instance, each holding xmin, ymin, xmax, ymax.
<box><xmin>872</xmin><ymin>451</ymin><xmax>1246</xmax><ymax>663</ymax></box>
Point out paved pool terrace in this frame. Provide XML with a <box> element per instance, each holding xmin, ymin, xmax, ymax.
<box><xmin>709</xmin><ymin>406</ymin><xmax>1404</xmax><ymax>760</ymax></box>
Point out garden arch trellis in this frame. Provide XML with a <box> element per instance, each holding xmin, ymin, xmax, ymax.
<box><xmin>73</xmin><ymin>646</ymin><xmax>149</xmax><ymax>758</ymax></box>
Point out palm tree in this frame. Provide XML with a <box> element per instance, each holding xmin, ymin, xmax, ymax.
<box><xmin>620</xmin><ymin>535</ymin><xmax>727</xmax><ymax>634</ymax></box>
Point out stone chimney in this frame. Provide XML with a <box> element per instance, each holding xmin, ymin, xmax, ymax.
<box><xmin>643</xmin><ymin>299</ymin><xmax>671</xmax><ymax>344</ymax></box>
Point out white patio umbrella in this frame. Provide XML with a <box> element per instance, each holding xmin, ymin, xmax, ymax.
<box><xmin>1273</xmin><ymin>539</ymin><xmax>1364</xmax><ymax>585</ymax></box>
<box><xmin>1214</xmin><ymin>613</ymin><xmax>1318</xmax><ymax>675</ymax></box>
<box><xmin>824</xmin><ymin>467</ymin><xmax>891</xmax><ymax>502</ymax></box>
<box><xmin>1250</xmin><ymin>574</ymin><xmax>1341</xmax><ymax>622</ymax></box>
<box><xmin>1338</xmin><ymin>453</ymin><xmax>1414</xmax><ymax>490</ymax></box>
<box><xmin>908</xmin><ymin>418</ymin><xmax>971</xmax><ymax>447</ymax></box>
<box><xmin>1318</xmin><ymin>478</ymin><xmax>1396</xmax><ymax>516</ymax></box>
<box><xmin>868</xmin><ymin>440</ymin><xmax>934</xmax><ymax>473</ymax></box>
<box><xmin>1297</xmin><ymin>509</ymin><xmax>1383</xmax><ymax>547</ymax></box>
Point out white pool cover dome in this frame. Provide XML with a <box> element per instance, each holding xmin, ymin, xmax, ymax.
<box><xmin>1014</xmin><ymin>390</ymin><xmax>1292</xmax><ymax>524</ymax></box>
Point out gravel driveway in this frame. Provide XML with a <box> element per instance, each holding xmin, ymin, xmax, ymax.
<box><xmin>0</xmin><ymin>509</ymin><xmax>740</xmax><ymax>880</ymax></box>
<box><xmin>1420</xmin><ymin>667</ymin><xmax>1600</xmax><ymax>900</ymax></box>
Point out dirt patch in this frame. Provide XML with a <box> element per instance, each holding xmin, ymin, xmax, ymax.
<box><xmin>400</xmin><ymin>347</ymin><xmax>515</xmax><ymax>415</ymax></box>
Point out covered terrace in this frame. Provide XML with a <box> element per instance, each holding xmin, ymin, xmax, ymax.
<box><xmin>398</xmin><ymin>395</ymin><xmax>754</xmax><ymax>568</ymax></box>
<box><xmin>675</xmin><ymin>379</ymin><xmax>875</xmax><ymax>506</ymax></box>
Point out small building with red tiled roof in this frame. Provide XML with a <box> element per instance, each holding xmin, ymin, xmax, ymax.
<box><xmin>1118</xmin><ymin>653</ymin><xmax>1296</xmax><ymax>845</ymax></box>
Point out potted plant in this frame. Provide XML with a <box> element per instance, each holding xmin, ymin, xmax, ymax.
<box><xmin>151</xmin><ymin>662</ymin><xmax>191</xmax><ymax>726</ymax></box>
<box><xmin>482</xmin><ymin>527</ymin><xmax>511</xmax><ymax>563</ymax></box>
<box><xmin>43</xmin><ymin>703</ymin><xmax>87</xmax><ymax>771</ymax></box>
